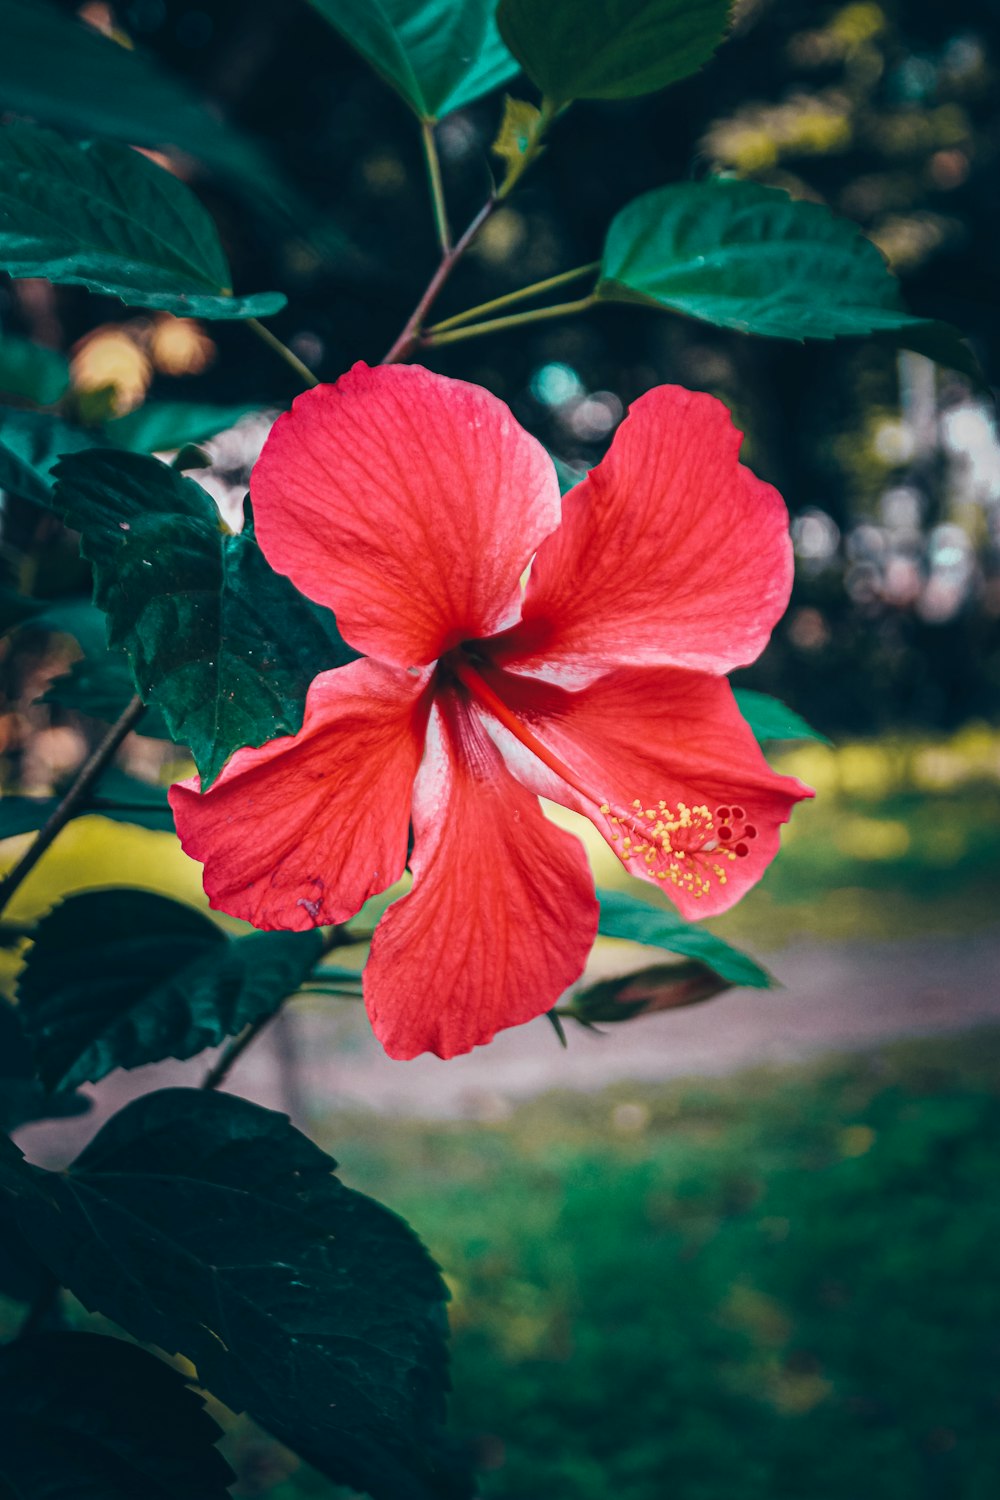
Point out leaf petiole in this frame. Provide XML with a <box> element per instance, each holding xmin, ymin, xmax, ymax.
<box><xmin>246</xmin><ymin>317</ymin><xmax>320</xmax><ymax>388</ymax></box>
<box><xmin>421</xmin><ymin>118</ymin><xmax>452</xmax><ymax>253</ymax></box>
<box><xmin>423</xmin><ymin>294</ymin><xmax>597</xmax><ymax>347</ymax></box>
<box><xmin>426</xmin><ymin>261</ymin><xmax>600</xmax><ymax>335</ymax></box>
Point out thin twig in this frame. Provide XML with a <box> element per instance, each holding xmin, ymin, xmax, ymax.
<box><xmin>0</xmin><ymin>694</ymin><xmax>146</xmax><ymax>919</ymax></box>
<box><xmin>201</xmin><ymin>1011</ymin><xmax>277</xmax><ymax>1091</ymax></box>
<box><xmin>247</xmin><ymin>317</ymin><xmax>321</xmax><ymax>388</ymax></box>
<box><xmin>381</xmin><ymin>198</ymin><xmax>496</xmax><ymax>365</ymax></box>
<box><xmin>201</xmin><ymin>923</ymin><xmax>358</xmax><ymax>1089</ymax></box>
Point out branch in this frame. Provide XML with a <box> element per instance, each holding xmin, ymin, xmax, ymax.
<box><xmin>0</xmin><ymin>694</ymin><xmax>147</xmax><ymax>919</ymax></box>
<box><xmin>381</xmin><ymin>198</ymin><xmax>496</xmax><ymax>365</ymax></box>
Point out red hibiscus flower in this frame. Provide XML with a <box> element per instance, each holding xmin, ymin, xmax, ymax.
<box><xmin>169</xmin><ymin>363</ymin><xmax>811</xmax><ymax>1060</ymax></box>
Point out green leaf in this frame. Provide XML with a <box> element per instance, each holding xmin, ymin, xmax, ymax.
<box><xmin>53</xmin><ymin>449</ymin><xmax>357</xmax><ymax>786</ymax></box>
<box><xmin>734</xmin><ymin>688</ymin><xmax>831</xmax><ymax>746</ymax></box>
<box><xmin>18</xmin><ymin>889</ymin><xmax>323</xmax><ymax>1090</ymax></box>
<box><xmin>0</xmin><ymin>1088</ymin><xmax>470</xmax><ymax>1500</ymax></box>
<box><xmin>596</xmin><ymin>180</ymin><xmax>977</xmax><ymax>373</ymax></box>
<box><xmin>308</xmin><ymin>0</ymin><xmax>517</xmax><ymax>120</ymax></box>
<box><xmin>0</xmin><ymin>1202</ymin><xmax>47</xmax><ymax>1305</ymax></box>
<box><xmin>570</xmin><ymin>959</ymin><xmax>730</xmax><ymax>1023</ymax></box>
<box><xmin>0</xmin><ymin>1332</ymin><xmax>235</xmax><ymax>1499</ymax></box>
<box><xmin>497</xmin><ymin>0</ymin><xmax>729</xmax><ymax>105</ymax></box>
<box><xmin>596</xmin><ymin>887</ymin><xmax>773</xmax><ymax>989</ymax></box>
<box><xmin>0</xmin><ymin>406</ymin><xmax>96</xmax><ymax>506</ymax></box>
<box><xmin>105</xmin><ymin>400</ymin><xmax>264</xmax><ymax>453</ymax></box>
<box><xmin>0</xmin><ymin>331</ymin><xmax>68</xmax><ymax>405</ymax></box>
<box><xmin>0</xmin><ymin>996</ymin><xmax>90</xmax><ymax>1131</ymax></box>
<box><xmin>0</xmin><ymin>0</ymin><xmax>282</xmax><ymax>196</ymax></box>
<box><xmin>0</xmin><ymin>769</ymin><xmax>175</xmax><ymax>839</ymax></box>
<box><xmin>0</xmin><ymin>124</ymin><xmax>285</xmax><ymax>319</ymax></box>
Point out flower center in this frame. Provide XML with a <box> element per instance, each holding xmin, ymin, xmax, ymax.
<box><xmin>449</xmin><ymin>653</ymin><xmax>757</xmax><ymax>900</ymax></box>
<box><xmin>600</xmin><ymin>800</ymin><xmax>758</xmax><ymax>899</ymax></box>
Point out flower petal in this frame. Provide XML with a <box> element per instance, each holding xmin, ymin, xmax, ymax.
<box><xmin>479</xmin><ymin>665</ymin><xmax>812</xmax><ymax>919</ymax></box>
<box><xmin>168</xmin><ymin>658</ymin><xmax>430</xmax><ymax>930</ymax></box>
<box><xmin>251</xmin><ymin>362</ymin><xmax>561</xmax><ymax>668</ymax></box>
<box><xmin>493</xmin><ymin>385</ymin><xmax>793</xmax><ymax>682</ymax></box>
<box><xmin>364</xmin><ymin>688</ymin><xmax>598</xmax><ymax>1060</ymax></box>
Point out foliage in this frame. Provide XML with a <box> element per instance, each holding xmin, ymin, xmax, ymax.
<box><xmin>0</xmin><ymin>124</ymin><xmax>285</xmax><ymax>318</ymax></box>
<box><xmin>0</xmin><ymin>1332</ymin><xmax>235</xmax><ymax>1499</ymax></box>
<box><xmin>0</xmin><ymin>1089</ymin><xmax>468</xmax><ymax>1498</ymax></box>
<box><xmin>54</xmin><ymin>448</ymin><xmax>356</xmax><ymax>784</ymax></box>
<box><xmin>17</xmin><ymin>888</ymin><xmax>323</xmax><ymax>1089</ymax></box>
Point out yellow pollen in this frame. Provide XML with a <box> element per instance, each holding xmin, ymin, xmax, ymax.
<box><xmin>595</xmin><ymin>793</ymin><xmax>757</xmax><ymax>897</ymax></box>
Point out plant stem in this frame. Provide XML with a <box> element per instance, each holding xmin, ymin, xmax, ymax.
<box><xmin>381</xmin><ymin>198</ymin><xmax>496</xmax><ymax>365</ymax></box>
<box><xmin>0</xmin><ymin>695</ymin><xmax>146</xmax><ymax>919</ymax></box>
<box><xmin>202</xmin><ymin>922</ymin><xmax>359</xmax><ymax>1089</ymax></box>
<box><xmin>421</xmin><ymin>119</ymin><xmax>451</xmax><ymax>253</ymax></box>
<box><xmin>426</xmin><ymin>262</ymin><xmax>601</xmax><ymax>335</ymax></box>
<box><xmin>247</xmin><ymin>317</ymin><xmax>320</xmax><ymax>388</ymax></box>
<box><xmin>423</xmin><ymin>295</ymin><xmax>597</xmax><ymax>348</ymax></box>
<box><xmin>201</xmin><ymin>1011</ymin><xmax>276</xmax><ymax>1091</ymax></box>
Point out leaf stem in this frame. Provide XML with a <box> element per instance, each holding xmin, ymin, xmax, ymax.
<box><xmin>423</xmin><ymin>295</ymin><xmax>597</xmax><ymax>348</ymax></box>
<box><xmin>426</xmin><ymin>262</ymin><xmax>601</xmax><ymax>335</ymax></box>
<box><xmin>421</xmin><ymin>119</ymin><xmax>451</xmax><ymax>254</ymax></box>
<box><xmin>247</xmin><ymin>317</ymin><xmax>320</xmax><ymax>388</ymax></box>
<box><xmin>0</xmin><ymin>694</ymin><xmax>146</xmax><ymax>919</ymax></box>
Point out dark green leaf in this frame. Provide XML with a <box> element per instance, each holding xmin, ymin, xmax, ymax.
<box><xmin>0</xmin><ymin>406</ymin><xmax>96</xmax><ymax>506</ymax></box>
<box><xmin>18</xmin><ymin>889</ymin><xmax>323</xmax><ymax>1090</ymax></box>
<box><xmin>0</xmin><ymin>769</ymin><xmax>175</xmax><ymax>838</ymax></box>
<box><xmin>570</xmin><ymin>959</ymin><xmax>730</xmax><ymax>1023</ymax></box>
<box><xmin>0</xmin><ymin>1202</ymin><xmax>47</xmax><ymax>1305</ymax></box>
<box><xmin>497</xmin><ymin>0</ymin><xmax>729</xmax><ymax>104</ymax></box>
<box><xmin>0</xmin><ymin>124</ymin><xmax>285</xmax><ymax>319</ymax></box>
<box><xmin>734</xmin><ymin>688</ymin><xmax>831</xmax><ymax>746</ymax></box>
<box><xmin>0</xmin><ymin>1332</ymin><xmax>234</xmax><ymax>1500</ymax></box>
<box><xmin>0</xmin><ymin>331</ymin><xmax>68</xmax><ymax>405</ymax></box>
<box><xmin>105</xmin><ymin>400</ymin><xmax>264</xmax><ymax>453</ymax></box>
<box><xmin>596</xmin><ymin>180</ymin><xmax>978</xmax><ymax>373</ymax></box>
<box><xmin>0</xmin><ymin>0</ymin><xmax>283</xmax><ymax>196</ymax></box>
<box><xmin>54</xmin><ymin>449</ymin><xmax>357</xmax><ymax>785</ymax></box>
<box><xmin>0</xmin><ymin>1088</ymin><xmax>470</xmax><ymax>1500</ymax></box>
<box><xmin>308</xmin><ymin>0</ymin><xmax>517</xmax><ymax>120</ymax></box>
<box><xmin>0</xmin><ymin>996</ymin><xmax>90</xmax><ymax>1131</ymax></box>
<box><xmin>597</xmin><ymin>887</ymin><xmax>773</xmax><ymax>989</ymax></box>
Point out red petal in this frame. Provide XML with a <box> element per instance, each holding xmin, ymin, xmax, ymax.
<box><xmin>251</xmin><ymin>363</ymin><xmax>561</xmax><ymax>669</ymax></box>
<box><xmin>480</xmin><ymin>665</ymin><xmax>812</xmax><ymax>919</ymax></box>
<box><xmin>364</xmin><ymin>688</ymin><xmax>598</xmax><ymax>1059</ymax></box>
<box><xmin>494</xmin><ymin>385</ymin><xmax>793</xmax><ymax>682</ymax></box>
<box><xmin>168</xmin><ymin>659</ymin><xmax>430</xmax><ymax>930</ymax></box>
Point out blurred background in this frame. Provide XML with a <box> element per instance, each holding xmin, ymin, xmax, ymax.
<box><xmin>1</xmin><ymin>1</ymin><xmax>999</xmax><ymax>1497</ymax></box>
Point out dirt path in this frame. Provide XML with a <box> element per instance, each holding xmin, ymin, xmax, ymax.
<box><xmin>18</xmin><ymin>928</ymin><xmax>1000</xmax><ymax>1164</ymax></box>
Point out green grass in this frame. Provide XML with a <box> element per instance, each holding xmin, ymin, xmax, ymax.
<box><xmin>253</xmin><ymin>1030</ymin><xmax>1000</xmax><ymax>1500</ymax></box>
